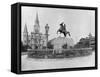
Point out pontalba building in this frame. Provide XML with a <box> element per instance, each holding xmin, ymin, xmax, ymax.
<box><xmin>74</xmin><ymin>33</ymin><xmax>95</xmax><ymax>49</ymax></box>
<box><xmin>23</xmin><ymin>13</ymin><xmax>49</xmax><ymax>49</ymax></box>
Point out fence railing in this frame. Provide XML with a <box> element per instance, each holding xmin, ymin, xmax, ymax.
<box><xmin>27</xmin><ymin>47</ymin><xmax>92</xmax><ymax>52</ymax></box>
<box><xmin>26</xmin><ymin>47</ymin><xmax>93</xmax><ymax>58</ymax></box>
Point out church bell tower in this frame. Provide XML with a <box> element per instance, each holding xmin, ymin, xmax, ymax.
<box><xmin>23</xmin><ymin>24</ymin><xmax>28</xmax><ymax>45</ymax></box>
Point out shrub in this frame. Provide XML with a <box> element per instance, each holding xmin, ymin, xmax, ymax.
<box><xmin>62</xmin><ymin>43</ymin><xmax>67</xmax><ymax>49</ymax></box>
<box><xmin>21</xmin><ymin>42</ymin><xmax>31</xmax><ymax>52</ymax></box>
<box><xmin>47</xmin><ymin>41</ymin><xmax>54</xmax><ymax>49</ymax></box>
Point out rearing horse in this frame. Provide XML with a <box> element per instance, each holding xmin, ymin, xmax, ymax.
<box><xmin>57</xmin><ymin>22</ymin><xmax>71</xmax><ymax>37</ymax></box>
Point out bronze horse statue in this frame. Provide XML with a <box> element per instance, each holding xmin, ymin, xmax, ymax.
<box><xmin>57</xmin><ymin>22</ymin><xmax>71</xmax><ymax>37</ymax></box>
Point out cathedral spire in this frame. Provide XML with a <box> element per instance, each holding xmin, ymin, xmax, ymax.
<box><xmin>34</xmin><ymin>12</ymin><xmax>40</xmax><ymax>33</ymax></box>
<box><xmin>24</xmin><ymin>24</ymin><xmax>28</xmax><ymax>33</ymax></box>
<box><xmin>35</xmin><ymin>12</ymin><xmax>39</xmax><ymax>25</ymax></box>
<box><xmin>23</xmin><ymin>24</ymin><xmax>28</xmax><ymax>45</ymax></box>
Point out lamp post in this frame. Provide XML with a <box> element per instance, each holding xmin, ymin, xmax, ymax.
<box><xmin>45</xmin><ymin>24</ymin><xmax>49</xmax><ymax>49</ymax></box>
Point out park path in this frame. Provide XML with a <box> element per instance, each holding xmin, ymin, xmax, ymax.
<box><xmin>21</xmin><ymin>52</ymin><xmax>95</xmax><ymax>71</ymax></box>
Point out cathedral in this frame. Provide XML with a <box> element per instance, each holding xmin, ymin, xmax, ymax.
<box><xmin>23</xmin><ymin>13</ymin><xmax>49</xmax><ymax>49</ymax></box>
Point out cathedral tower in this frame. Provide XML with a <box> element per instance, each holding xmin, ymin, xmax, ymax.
<box><xmin>23</xmin><ymin>24</ymin><xmax>28</xmax><ymax>45</ymax></box>
<box><xmin>34</xmin><ymin>12</ymin><xmax>40</xmax><ymax>33</ymax></box>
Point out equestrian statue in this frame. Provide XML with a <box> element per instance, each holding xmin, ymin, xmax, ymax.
<box><xmin>57</xmin><ymin>22</ymin><xmax>71</xmax><ymax>37</ymax></box>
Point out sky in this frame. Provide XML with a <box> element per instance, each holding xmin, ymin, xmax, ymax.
<box><xmin>21</xmin><ymin>6</ymin><xmax>95</xmax><ymax>44</ymax></box>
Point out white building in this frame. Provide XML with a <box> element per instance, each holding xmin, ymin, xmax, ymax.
<box><xmin>51</xmin><ymin>36</ymin><xmax>74</xmax><ymax>53</ymax></box>
<box><xmin>23</xmin><ymin>13</ymin><xmax>49</xmax><ymax>49</ymax></box>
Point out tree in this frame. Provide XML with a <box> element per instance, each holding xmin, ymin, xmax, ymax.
<box><xmin>47</xmin><ymin>41</ymin><xmax>54</xmax><ymax>49</ymax></box>
<box><xmin>21</xmin><ymin>41</ymin><xmax>31</xmax><ymax>52</ymax></box>
<box><xmin>21</xmin><ymin>42</ymin><xmax>26</xmax><ymax>52</ymax></box>
<box><xmin>62</xmin><ymin>43</ymin><xmax>67</xmax><ymax>49</ymax></box>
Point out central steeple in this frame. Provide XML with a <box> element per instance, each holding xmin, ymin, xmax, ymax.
<box><xmin>35</xmin><ymin>12</ymin><xmax>39</xmax><ymax>25</ymax></box>
<box><xmin>34</xmin><ymin>12</ymin><xmax>40</xmax><ymax>33</ymax></box>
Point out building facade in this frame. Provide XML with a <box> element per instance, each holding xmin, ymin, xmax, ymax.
<box><xmin>74</xmin><ymin>33</ymin><xmax>95</xmax><ymax>49</ymax></box>
<box><xmin>23</xmin><ymin>13</ymin><xmax>49</xmax><ymax>49</ymax></box>
<box><xmin>88</xmin><ymin>33</ymin><xmax>95</xmax><ymax>49</ymax></box>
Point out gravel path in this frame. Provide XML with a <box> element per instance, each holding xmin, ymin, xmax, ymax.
<box><xmin>21</xmin><ymin>52</ymin><xmax>95</xmax><ymax>71</ymax></box>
